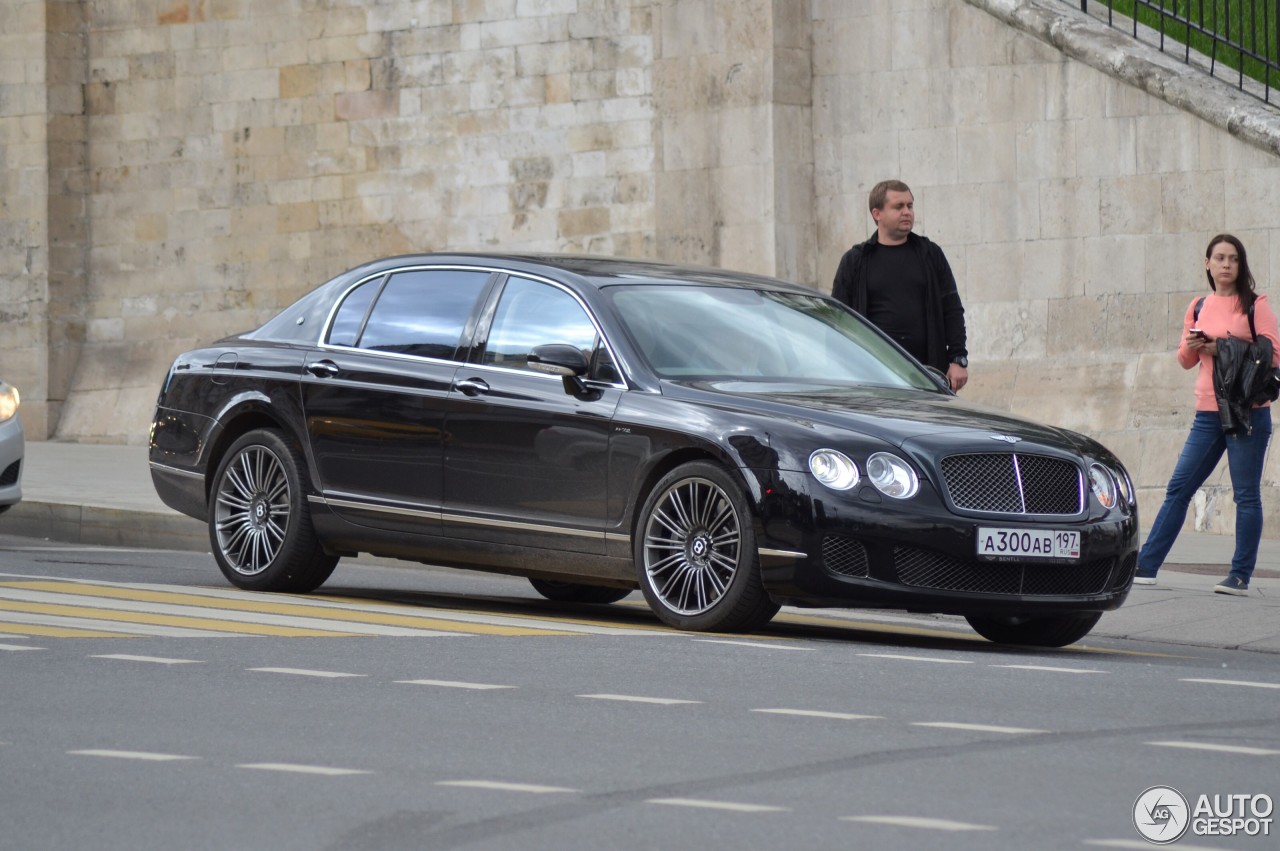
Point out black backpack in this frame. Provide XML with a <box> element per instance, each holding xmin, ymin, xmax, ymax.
<box><xmin>1195</xmin><ymin>296</ymin><xmax>1280</xmax><ymax>405</ymax></box>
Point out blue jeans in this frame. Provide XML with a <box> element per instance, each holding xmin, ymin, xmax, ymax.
<box><xmin>1138</xmin><ymin>408</ymin><xmax>1272</xmax><ymax>581</ymax></box>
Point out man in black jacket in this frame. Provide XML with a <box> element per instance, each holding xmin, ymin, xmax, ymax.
<box><xmin>832</xmin><ymin>180</ymin><xmax>969</xmax><ymax>391</ymax></box>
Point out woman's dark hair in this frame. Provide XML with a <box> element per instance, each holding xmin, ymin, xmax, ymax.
<box><xmin>1205</xmin><ymin>233</ymin><xmax>1258</xmax><ymax>314</ymax></box>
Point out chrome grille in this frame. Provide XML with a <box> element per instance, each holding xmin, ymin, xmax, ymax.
<box><xmin>940</xmin><ymin>453</ymin><xmax>1082</xmax><ymax>516</ymax></box>
<box><xmin>895</xmin><ymin>546</ymin><xmax>1114</xmax><ymax>596</ymax></box>
<box><xmin>822</xmin><ymin>535</ymin><xmax>869</xmax><ymax>578</ymax></box>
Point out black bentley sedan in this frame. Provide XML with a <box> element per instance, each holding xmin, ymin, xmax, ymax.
<box><xmin>149</xmin><ymin>254</ymin><xmax>1139</xmax><ymax>647</ymax></box>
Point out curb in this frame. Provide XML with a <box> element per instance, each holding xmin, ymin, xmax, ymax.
<box><xmin>3</xmin><ymin>500</ymin><xmax>207</xmax><ymax>552</ymax></box>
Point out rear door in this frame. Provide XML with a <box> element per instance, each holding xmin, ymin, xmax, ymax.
<box><xmin>301</xmin><ymin>266</ymin><xmax>494</xmax><ymax>535</ymax></box>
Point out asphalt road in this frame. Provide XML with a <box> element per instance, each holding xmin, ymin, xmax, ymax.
<box><xmin>2</xmin><ymin>535</ymin><xmax>1278</xmax><ymax>851</ymax></box>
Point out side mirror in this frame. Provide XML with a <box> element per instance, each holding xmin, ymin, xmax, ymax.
<box><xmin>528</xmin><ymin>344</ymin><xmax>589</xmax><ymax>377</ymax></box>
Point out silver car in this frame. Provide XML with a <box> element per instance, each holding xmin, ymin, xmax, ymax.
<box><xmin>0</xmin><ymin>380</ymin><xmax>22</xmax><ymax>514</ymax></box>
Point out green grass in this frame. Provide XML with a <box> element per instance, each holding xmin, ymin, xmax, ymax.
<box><xmin>1093</xmin><ymin>0</ymin><xmax>1280</xmax><ymax>91</ymax></box>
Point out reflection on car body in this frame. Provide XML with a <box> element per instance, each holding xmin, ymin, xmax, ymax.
<box><xmin>149</xmin><ymin>254</ymin><xmax>1139</xmax><ymax>647</ymax></box>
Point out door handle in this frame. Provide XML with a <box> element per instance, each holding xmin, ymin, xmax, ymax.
<box><xmin>305</xmin><ymin>360</ymin><xmax>339</xmax><ymax>378</ymax></box>
<box><xmin>454</xmin><ymin>377</ymin><xmax>490</xmax><ymax>396</ymax></box>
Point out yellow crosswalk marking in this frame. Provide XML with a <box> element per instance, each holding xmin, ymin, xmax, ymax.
<box><xmin>0</xmin><ymin>600</ymin><xmax>359</xmax><ymax>637</ymax></box>
<box><xmin>0</xmin><ymin>621</ymin><xmax>132</xmax><ymax>639</ymax></box>
<box><xmin>0</xmin><ymin>580</ymin><xmax>586</xmax><ymax>637</ymax></box>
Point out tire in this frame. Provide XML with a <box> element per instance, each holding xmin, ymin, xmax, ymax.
<box><xmin>964</xmin><ymin>612</ymin><xmax>1103</xmax><ymax>648</ymax></box>
<box><xmin>634</xmin><ymin>461</ymin><xmax>779</xmax><ymax>632</ymax></box>
<box><xmin>528</xmin><ymin>578</ymin><xmax>631</xmax><ymax>604</ymax></box>
<box><xmin>208</xmin><ymin>429</ymin><xmax>338</xmax><ymax>593</ymax></box>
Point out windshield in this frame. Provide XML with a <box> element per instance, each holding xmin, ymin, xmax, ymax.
<box><xmin>607</xmin><ymin>285</ymin><xmax>939</xmax><ymax>391</ymax></box>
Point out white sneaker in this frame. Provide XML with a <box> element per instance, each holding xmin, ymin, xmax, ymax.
<box><xmin>1132</xmin><ymin>575</ymin><xmax>1157</xmax><ymax>586</ymax></box>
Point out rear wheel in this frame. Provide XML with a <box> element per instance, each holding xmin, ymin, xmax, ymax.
<box><xmin>964</xmin><ymin>612</ymin><xmax>1103</xmax><ymax>647</ymax></box>
<box><xmin>209</xmin><ymin>429</ymin><xmax>337</xmax><ymax>593</ymax></box>
<box><xmin>528</xmin><ymin>578</ymin><xmax>631</xmax><ymax>604</ymax></box>
<box><xmin>634</xmin><ymin>461</ymin><xmax>778</xmax><ymax>632</ymax></box>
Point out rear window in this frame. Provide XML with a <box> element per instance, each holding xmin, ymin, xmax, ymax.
<box><xmin>352</xmin><ymin>269</ymin><xmax>490</xmax><ymax>360</ymax></box>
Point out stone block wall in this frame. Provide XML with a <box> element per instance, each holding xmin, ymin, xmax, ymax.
<box><xmin>5</xmin><ymin>0</ymin><xmax>1280</xmax><ymax>536</ymax></box>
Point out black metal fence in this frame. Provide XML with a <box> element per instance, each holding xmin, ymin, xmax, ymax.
<box><xmin>1074</xmin><ymin>0</ymin><xmax>1280</xmax><ymax>104</ymax></box>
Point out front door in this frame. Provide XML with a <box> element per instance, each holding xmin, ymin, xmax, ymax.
<box><xmin>443</xmin><ymin>275</ymin><xmax>623</xmax><ymax>555</ymax></box>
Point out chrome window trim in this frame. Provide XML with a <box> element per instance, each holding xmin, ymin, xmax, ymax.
<box><xmin>317</xmin><ymin>264</ymin><xmax>500</xmax><ymax>349</ymax></box>
<box><xmin>311</xmin><ymin>265</ymin><xmax>629</xmax><ymax>389</ymax></box>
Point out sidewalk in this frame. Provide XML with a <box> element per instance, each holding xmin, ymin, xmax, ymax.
<box><xmin>2</xmin><ymin>441</ymin><xmax>1278</xmax><ymax>653</ymax></box>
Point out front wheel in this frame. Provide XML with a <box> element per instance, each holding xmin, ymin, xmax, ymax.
<box><xmin>964</xmin><ymin>612</ymin><xmax>1103</xmax><ymax>647</ymax></box>
<box><xmin>528</xmin><ymin>578</ymin><xmax>631</xmax><ymax>604</ymax></box>
<box><xmin>209</xmin><ymin>429</ymin><xmax>337</xmax><ymax>593</ymax></box>
<box><xmin>634</xmin><ymin>462</ymin><xmax>778</xmax><ymax>632</ymax></box>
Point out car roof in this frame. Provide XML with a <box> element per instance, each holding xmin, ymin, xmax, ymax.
<box><xmin>346</xmin><ymin>253</ymin><xmax>823</xmax><ymax>295</ymax></box>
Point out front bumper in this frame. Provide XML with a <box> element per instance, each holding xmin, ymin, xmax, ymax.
<box><xmin>0</xmin><ymin>414</ymin><xmax>23</xmax><ymax>508</ymax></box>
<box><xmin>755</xmin><ymin>470</ymin><xmax>1139</xmax><ymax>616</ymax></box>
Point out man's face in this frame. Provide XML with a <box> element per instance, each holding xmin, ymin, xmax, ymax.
<box><xmin>872</xmin><ymin>190</ymin><xmax>914</xmax><ymax>242</ymax></box>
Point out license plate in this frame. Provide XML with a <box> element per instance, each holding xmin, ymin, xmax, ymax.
<box><xmin>977</xmin><ymin>528</ymin><xmax>1080</xmax><ymax>560</ymax></box>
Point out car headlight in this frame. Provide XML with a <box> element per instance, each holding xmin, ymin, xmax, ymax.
<box><xmin>1088</xmin><ymin>463</ymin><xmax>1118</xmax><ymax>510</ymax></box>
<box><xmin>1114</xmin><ymin>465</ymin><xmax>1135</xmax><ymax>509</ymax></box>
<box><xmin>809</xmin><ymin>449</ymin><xmax>859</xmax><ymax>490</ymax></box>
<box><xmin>0</xmin><ymin>382</ymin><xmax>19</xmax><ymax>423</ymax></box>
<box><xmin>866</xmin><ymin>452</ymin><xmax>919</xmax><ymax>499</ymax></box>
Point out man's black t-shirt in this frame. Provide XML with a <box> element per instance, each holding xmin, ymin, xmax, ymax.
<box><xmin>863</xmin><ymin>242</ymin><xmax>929</xmax><ymax>362</ymax></box>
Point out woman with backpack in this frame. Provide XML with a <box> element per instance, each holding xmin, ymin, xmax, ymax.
<box><xmin>1134</xmin><ymin>234</ymin><xmax>1280</xmax><ymax>595</ymax></box>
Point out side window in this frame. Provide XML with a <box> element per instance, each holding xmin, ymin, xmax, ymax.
<box><xmin>326</xmin><ymin>277</ymin><xmax>381</xmax><ymax>347</ymax></box>
<box><xmin>483</xmin><ymin>277</ymin><xmax>598</xmax><ymax>372</ymax></box>
<box><xmin>358</xmin><ymin>269</ymin><xmax>490</xmax><ymax>360</ymax></box>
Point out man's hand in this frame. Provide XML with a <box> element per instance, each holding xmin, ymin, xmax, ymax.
<box><xmin>947</xmin><ymin>363</ymin><xmax>968</xmax><ymax>392</ymax></box>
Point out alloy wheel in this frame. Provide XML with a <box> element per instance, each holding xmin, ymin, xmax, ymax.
<box><xmin>642</xmin><ymin>477</ymin><xmax>741</xmax><ymax>615</ymax></box>
<box><xmin>213</xmin><ymin>445</ymin><xmax>291</xmax><ymax>576</ymax></box>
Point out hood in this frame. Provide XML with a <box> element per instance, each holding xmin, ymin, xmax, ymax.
<box><xmin>664</xmin><ymin>380</ymin><xmax>1096</xmax><ymax>454</ymax></box>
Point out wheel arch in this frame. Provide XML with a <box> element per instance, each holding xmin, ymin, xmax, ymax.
<box><xmin>204</xmin><ymin>402</ymin><xmax>307</xmax><ymax>502</ymax></box>
<box><xmin>627</xmin><ymin>447</ymin><xmax>768</xmax><ymax>544</ymax></box>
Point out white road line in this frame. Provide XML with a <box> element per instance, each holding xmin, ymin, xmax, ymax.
<box><xmin>69</xmin><ymin>749</ymin><xmax>198</xmax><ymax>762</ymax></box>
<box><xmin>436</xmin><ymin>780</ymin><xmax>577</xmax><ymax>794</ymax></box>
<box><xmin>0</xmin><ymin>643</ymin><xmax>42</xmax><ymax>651</ymax></box>
<box><xmin>0</xmin><ymin>610</ymin><xmax>228</xmax><ymax>637</ymax></box>
<box><xmin>1147</xmin><ymin>741</ymin><xmax>1280</xmax><ymax>756</ymax></box>
<box><xmin>647</xmin><ymin>798</ymin><xmax>788</xmax><ymax>813</ymax></box>
<box><xmin>92</xmin><ymin>654</ymin><xmax>203</xmax><ymax>665</ymax></box>
<box><xmin>577</xmin><ymin>694</ymin><xmax>701</xmax><ymax>705</ymax></box>
<box><xmin>912</xmin><ymin>722</ymin><xmax>1048</xmax><ymax>735</ymax></box>
<box><xmin>0</xmin><ymin>588</ymin><xmax>458</xmax><ymax>637</ymax></box>
<box><xmin>248</xmin><ymin>667</ymin><xmax>365</xmax><ymax>678</ymax></box>
<box><xmin>857</xmin><ymin>653</ymin><xmax>973</xmax><ymax>664</ymax></box>
<box><xmin>1181</xmin><ymin>677</ymin><xmax>1280</xmax><ymax>690</ymax></box>
<box><xmin>991</xmin><ymin>664</ymin><xmax>1107</xmax><ymax>674</ymax></box>
<box><xmin>840</xmin><ymin>815</ymin><xmax>996</xmax><ymax>831</ymax></box>
<box><xmin>396</xmin><ymin>679</ymin><xmax>515</xmax><ymax>690</ymax></box>
<box><xmin>238</xmin><ymin>763</ymin><xmax>371</xmax><ymax>776</ymax></box>
<box><xmin>692</xmin><ymin>639</ymin><xmax>806</xmax><ymax>651</ymax></box>
<box><xmin>752</xmin><ymin>708</ymin><xmax>881</xmax><ymax>721</ymax></box>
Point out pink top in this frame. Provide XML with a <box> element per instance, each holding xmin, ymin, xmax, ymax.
<box><xmin>1179</xmin><ymin>292</ymin><xmax>1280</xmax><ymax>412</ymax></box>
